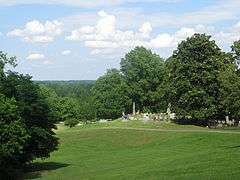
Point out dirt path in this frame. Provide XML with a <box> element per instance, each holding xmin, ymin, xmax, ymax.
<box><xmin>104</xmin><ymin>127</ymin><xmax>240</xmax><ymax>134</ymax></box>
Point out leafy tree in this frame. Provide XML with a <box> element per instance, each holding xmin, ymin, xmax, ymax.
<box><xmin>0</xmin><ymin>51</ymin><xmax>59</xmax><ymax>177</ymax></box>
<box><xmin>218</xmin><ymin>40</ymin><xmax>240</xmax><ymax>120</ymax></box>
<box><xmin>39</xmin><ymin>84</ymin><xmax>62</xmax><ymax>122</ymax></box>
<box><xmin>2</xmin><ymin>72</ymin><xmax>59</xmax><ymax>161</ymax></box>
<box><xmin>58</xmin><ymin>97</ymin><xmax>81</xmax><ymax>121</ymax></box>
<box><xmin>218</xmin><ymin>64</ymin><xmax>240</xmax><ymax>120</ymax></box>
<box><xmin>120</xmin><ymin>46</ymin><xmax>166</xmax><ymax>112</ymax></box>
<box><xmin>64</xmin><ymin>118</ymin><xmax>79</xmax><ymax>128</ymax></box>
<box><xmin>92</xmin><ymin>69</ymin><xmax>131</xmax><ymax>119</ymax></box>
<box><xmin>232</xmin><ymin>40</ymin><xmax>240</xmax><ymax>59</ymax></box>
<box><xmin>39</xmin><ymin>81</ymin><xmax>94</xmax><ymax>98</ymax></box>
<box><xmin>168</xmin><ymin>34</ymin><xmax>225</xmax><ymax>125</ymax></box>
<box><xmin>39</xmin><ymin>81</ymin><xmax>96</xmax><ymax>122</ymax></box>
<box><xmin>0</xmin><ymin>94</ymin><xmax>29</xmax><ymax>179</ymax></box>
<box><xmin>231</xmin><ymin>40</ymin><xmax>240</xmax><ymax>73</ymax></box>
<box><xmin>78</xmin><ymin>97</ymin><xmax>97</xmax><ymax>122</ymax></box>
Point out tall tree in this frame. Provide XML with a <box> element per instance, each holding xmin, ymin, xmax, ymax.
<box><xmin>218</xmin><ymin>40</ymin><xmax>240</xmax><ymax>120</ymax></box>
<box><xmin>0</xmin><ymin>51</ymin><xmax>59</xmax><ymax>178</ymax></box>
<box><xmin>168</xmin><ymin>34</ymin><xmax>225</xmax><ymax>125</ymax></box>
<box><xmin>2</xmin><ymin>72</ymin><xmax>59</xmax><ymax>162</ymax></box>
<box><xmin>92</xmin><ymin>69</ymin><xmax>131</xmax><ymax>119</ymax></box>
<box><xmin>218</xmin><ymin>64</ymin><xmax>240</xmax><ymax>120</ymax></box>
<box><xmin>39</xmin><ymin>81</ymin><xmax>96</xmax><ymax>122</ymax></box>
<box><xmin>120</xmin><ymin>46</ymin><xmax>166</xmax><ymax>112</ymax></box>
<box><xmin>39</xmin><ymin>84</ymin><xmax>62</xmax><ymax>122</ymax></box>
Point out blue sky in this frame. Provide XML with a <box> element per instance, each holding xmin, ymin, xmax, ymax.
<box><xmin>1</xmin><ymin>0</ymin><xmax>240</xmax><ymax>80</ymax></box>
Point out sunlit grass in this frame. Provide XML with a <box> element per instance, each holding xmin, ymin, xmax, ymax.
<box><xmin>26</xmin><ymin>121</ymin><xmax>240</xmax><ymax>180</ymax></box>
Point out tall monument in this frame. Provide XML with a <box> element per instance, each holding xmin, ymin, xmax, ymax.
<box><xmin>133</xmin><ymin>102</ymin><xmax>136</xmax><ymax>115</ymax></box>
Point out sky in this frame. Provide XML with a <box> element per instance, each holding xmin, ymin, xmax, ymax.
<box><xmin>1</xmin><ymin>0</ymin><xmax>240</xmax><ymax>80</ymax></box>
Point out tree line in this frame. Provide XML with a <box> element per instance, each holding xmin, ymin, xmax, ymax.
<box><xmin>34</xmin><ymin>33</ymin><xmax>240</xmax><ymax>127</ymax></box>
<box><xmin>41</xmin><ymin>33</ymin><xmax>240</xmax><ymax>127</ymax></box>
<box><xmin>92</xmin><ymin>34</ymin><xmax>240</xmax><ymax>126</ymax></box>
<box><xmin>37</xmin><ymin>81</ymin><xmax>96</xmax><ymax>127</ymax></box>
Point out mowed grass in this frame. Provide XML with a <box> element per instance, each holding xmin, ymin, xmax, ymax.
<box><xmin>25</xmin><ymin>121</ymin><xmax>240</xmax><ymax>180</ymax></box>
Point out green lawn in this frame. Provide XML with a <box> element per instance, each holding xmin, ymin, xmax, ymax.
<box><xmin>57</xmin><ymin>119</ymin><xmax>206</xmax><ymax>131</ymax></box>
<box><xmin>25</xmin><ymin>121</ymin><xmax>240</xmax><ymax>180</ymax></box>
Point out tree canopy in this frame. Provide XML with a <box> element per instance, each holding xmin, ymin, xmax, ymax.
<box><xmin>0</xmin><ymin>51</ymin><xmax>58</xmax><ymax>179</ymax></box>
<box><xmin>167</xmin><ymin>34</ymin><xmax>240</xmax><ymax>125</ymax></box>
<box><xmin>120</xmin><ymin>46</ymin><xmax>166</xmax><ymax>112</ymax></box>
<box><xmin>92</xmin><ymin>69</ymin><xmax>131</xmax><ymax>119</ymax></box>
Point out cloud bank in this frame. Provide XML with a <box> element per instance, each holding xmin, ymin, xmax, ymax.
<box><xmin>7</xmin><ymin>20</ymin><xmax>62</xmax><ymax>44</ymax></box>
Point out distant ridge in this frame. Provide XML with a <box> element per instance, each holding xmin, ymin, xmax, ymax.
<box><xmin>35</xmin><ymin>80</ymin><xmax>96</xmax><ymax>85</ymax></box>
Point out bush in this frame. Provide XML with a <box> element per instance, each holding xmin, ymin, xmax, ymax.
<box><xmin>65</xmin><ymin>118</ymin><xmax>79</xmax><ymax>128</ymax></box>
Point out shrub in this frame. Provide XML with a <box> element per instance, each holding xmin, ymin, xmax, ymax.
<box><xmin>65</xmin><ymin>118</ymin><xmax>79</xmax><ymax>128</ymax></box>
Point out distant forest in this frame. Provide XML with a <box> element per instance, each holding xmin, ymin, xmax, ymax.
<box><xmin>36</xmin><ymin>80</ymin><xmax>95</xmax><ymax>97</ymax></box>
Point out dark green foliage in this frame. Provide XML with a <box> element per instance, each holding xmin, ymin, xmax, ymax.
<box><xmin>2</xmin><ymin>72</ymin><xmax>59</xmax><ymax>161</ymax></box>
<box><xmin>0</xmin><ymin>51</ymin><xmax>58</xmax><ymax>178</ymax></box>
<box><xmin>38</xmin><ymin>80</ymin><xmax>94</xmax><ymax>98</ymax></box>
<box><xmin>38</xmin><ymin>84</ymin><xmax>63</xmax><ymax>122</ymax></box>
<box><xmin>58</xmin><ymin>97</ymin><xmax>81</xmax><ymax>120</ymax></box>
<box><xmin>92</xmin><ymin>69</ymin><xmax>131</xmax><ymax>119</ymax></box>
<box><xmin>168</xmin><ymin>34</ymin><xmax>226</xmax><ymax>125</ymax></box>
<box><xmin>77</xmin><ymin>96</ymin><xmax>97</xmax><ymax>122</ymax></box>
<box><xmin>217</xmin><ymin>41</ymin><xmax>240</xmax><ymax>120</ymax></box>
<box><xmin>120</xmin><ymin>46</ymin><xmax>166</xmax><ymax>112</ymax></box>
<box><xmin>64</xmin><ymin>118</ymin><xmax>79</xmax><ymax>128</ymax></box>
<box><xmin>218</xmin><ymin>66</ymin><xmax>240</xmax><ymax>119</ymax></box>
<box><xmin>0</xmin><ymin>94</ymin><xmax>29</xmax><ymax>179</ymax></box>
<box><xmin>39</xmin><ymin>84</ymin><xmax>82</xmax><ymax>123</ymax></box>
<box><xmin>231</xmin><ymin>40</ymin><xmax>240</xmax><ymax>60</ymax></box>
<box><xmin>38</xmin><ymin>81</ymin><xmax>97</xmax><ymax>123</ymax></box>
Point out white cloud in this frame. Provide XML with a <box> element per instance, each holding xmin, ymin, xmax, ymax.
<box><xmin>66</xmin><ymin>11</ymin><xmax>118</xmax><ymax>41</ymax></box>
<box><xmin>96</xmin><ymin>10</ymin><xmax>116</xmax><ymax>37</ymax></box>
<box><xmin>85</xmin><ymin>41</ymin><xmax>119</xmax><ymax>48</ymax></box>
<box><xmin>26</xmin><ymin>53</ymin><xmax>54</xmax><ymax>65</ymax></box>
<box><xmin>90</xmin><ymin>49</ymin><xmax>116</xmax><ymax>55</ymax></box>
<box><xmin>139</xmin><ymin>22</ymin><xmax>152</xmax><ymax>38</ymax></box>
<box><xmin>150</xmin><ymin>33</ymin><xmax>174</xmax><ymax>48</ymax></box>
<box><xmin>67</xmin><ymin>10</ymin><xmax>240</xmax><ymax>59</ymax></box>
<box><xmin>66</xmin><ymin>10</ymin><xmax>213</xmax><ymax>55</ymax></box>
<box><xmin>90</xmin><ymin>49</ymin><xmax>102</xmax><ymax>55</ymax></box>
<box><xmin>149</xmin><ymin>27</ymin><xmax>197</xmax><ymax>48</ymax></box>
<box><xmin>7</xmin><ymin>20</ymin><xmax>62</xmax><ymax>43</ymax></box>
<box><xmin>26</xmin><ymin>53</ymin><xmax>45</xmax><ymax>60</ymax></box>
<box><xmin>175</xmin><ymin>27</ymin><xmax>195</xmax><ymax>39</ymax></box>
<box><xmin>59</xmin><ymin>0</ymin><xmax>240</xmax><ymax>43</ymax></box>
<box><xmin>66</xmin><ymin>11</ymin><xmax>153</xmax><ymax>51</ymax></box>
<box><xmin>43</xmin><ymin>60</ymin><xmax>53</xmax><ymax>65</ymax></box>
<box><xmin>62</xmin><ymin>50</ymin><xmax>71</xmax><ymax>55</ymax></box>
<box><xmin>215</xmin><ymin>21</ymin><xmax>240</xmax><ymax>45</ymax></box>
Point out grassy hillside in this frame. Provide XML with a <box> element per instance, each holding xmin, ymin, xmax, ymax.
<box><xmin>25</xmin><ymin>122</ymin><xmax>240</xmax><ymax>180</ymax></box>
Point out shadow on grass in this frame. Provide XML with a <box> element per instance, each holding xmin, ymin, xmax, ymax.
<box><xmin>220</xmin><ymin>145</ymin><xmax>240</xmax><ymax>149</ymax></box>
<box><xmin>23</xmin><ymin>162</ymin><xmax>70</xmax><ymax>179</ymax></box>
<box><xmin>227</xmin><ymin>145</ymin><xmax>240</xmax><ymax>149</ymax></box>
